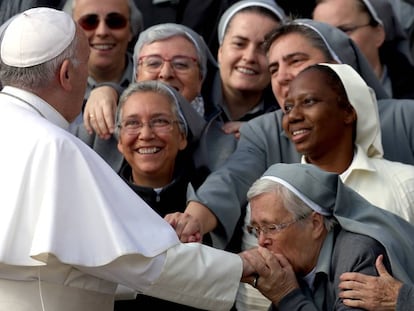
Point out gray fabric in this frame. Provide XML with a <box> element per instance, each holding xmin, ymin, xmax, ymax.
<box><xmin>217</xmin><ymin>0</ymin><xmax>286</xmax><ymax>44</ymax></box>
<box><xmin>275</xmin><ymin>230</ymin><xmax>388</xmax><ymax>311</ymax></box>
<box><xmin>167</xmin><ymin>87</ymin><xmax>206</xmax><ymax>143</ymax></box>
<box><xmin>397</xmin><ymin>283</ymin><xmax>414</xmax><ymax>311</ymax></box>
<box><xmin>190</xmin><ymin>110</ymin><xmax>299</xmax><ymax>247</ymax></box>
<box><xmin>262</xmin><ymin>163</ymin><xmax>414</xmax><ymax>285</ymax></box>
<box><xmin>363</xmin><ymin>0</ymin><xmax>414</xmax><ymax>65</ymax></box>
<box><xmin>377</xmin><ymin>99</ymin><xmax>414</xmax><ymax>165</ymax></box>
<box><xmin>74</xmin><ymin>128</ymin><xmax>124</xmax><ymax>172</ymax></box>
<box><xmin>193</xmin><ymin>117</ymin><xmax>237</xmax><ymax>172</ymax></box>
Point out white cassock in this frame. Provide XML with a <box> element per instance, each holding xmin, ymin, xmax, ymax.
<box><xmin>0</xmin><ymin>86</ymin><xmax>242</xmax><ymax>311</ymax></box>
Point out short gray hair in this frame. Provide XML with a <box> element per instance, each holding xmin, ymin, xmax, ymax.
<box><xmin>247</xmin><ymin>178</ymin><xmax>337</xmax><ymax>231</ymax></box>
<box><xmin>133</xmin><ymin>23</ymin><xmax>213</xmax><ymax>82</ymax></box>
<box><xmin>115</xmin><ymin>80</ymin><xmax>188</xmax><ymax>139</ymax></box>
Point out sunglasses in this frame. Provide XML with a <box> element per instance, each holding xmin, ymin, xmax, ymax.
<box><xmin>78</xmin><ymin>12</ymin><xmax>128</xmax><ymax>31</ymax></box>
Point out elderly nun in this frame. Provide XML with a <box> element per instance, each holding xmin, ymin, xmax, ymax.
<box><xmin>132</xmin><ymin>23</ymin><xmax>217</xmax><ymax>116</ymax></box>
<box><xmin>244</xmin><ymin>162</ymin><xmax>414</xmax><ymax>310</ymax></box>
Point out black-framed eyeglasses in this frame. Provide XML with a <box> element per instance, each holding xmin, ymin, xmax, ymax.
<box><xmin>138</xmin><ymin>55</ymin><xmax>198</xmax><ymax>73</ymax></box>
<box><xmin>246</xmin><ymin>214</ymin><xmax>310</xmax><ymax>238</ymax></box>
<box><xmin>118</xmin><ymin>117</ymin><xmax>180</xmax><ymax>136</ymax></box>
<box><xmin>78</xmin><ymin>12</ymin><xmax>128</xmax><ymax>31</ymax></box>
<box><xmin>337</xmin><ymin>23</ymin><xmax>371</xmax><ymax>35</ymax></box>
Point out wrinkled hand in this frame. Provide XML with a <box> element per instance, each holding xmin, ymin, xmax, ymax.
<box><xmin>164</xmin><ymin>212</ymin><xmax>203</xmax><ymax>243</ymax></box>
<box><xmin>83</xmin><ymin>86</ymin><xmax>118</xmax><ymax>139</ymax></box>
<box><xmin>258</xmin><ymin>249</ymin><xmax>299</xmax><ymax>305</ymax></box>
<box><xmin>339</xmin><ymin>255</ymin><xmax>402</xmax><ymax>311</ymax></box>
<box><xmin>239</xmin><ymin>247</ymin><xmax>269</xmax><ymax>284</ymax></box>
<box><xmin>239</xmin><ymin>247</ymin><xmax>299</xmax><ymax>305</ymax></box>
<box><xmin>222</xmin><ymin>121</ymin><xmax>244</xmax><ymax>139</ymax></box>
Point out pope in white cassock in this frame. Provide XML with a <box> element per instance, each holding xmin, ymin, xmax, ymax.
<box><xmin>0</xmin><ymin>7</ymin><xmax>254</xmax><ymax>311</ymax></box>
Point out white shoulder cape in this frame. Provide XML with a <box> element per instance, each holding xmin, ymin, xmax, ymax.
<box><xmin>0</xmin><ymin>90</ymin><xmax>179</xmax><ymax>267</ymax></box>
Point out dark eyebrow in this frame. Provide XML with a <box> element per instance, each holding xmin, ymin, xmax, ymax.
<box><xmin>269</xmin><ymin>52</ymin><xmax>310</xmax><ymax>68</ymax></box>
<box><xmin>230</xmin><ymin>35</ymin><xmax>249</xmax><ymax>41</ymax></box>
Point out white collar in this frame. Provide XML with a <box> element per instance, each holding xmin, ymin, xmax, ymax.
<box><xmin>2</xmin><ymin>86</ymin><xmax>69</xmax><ymax>130</ymax></box>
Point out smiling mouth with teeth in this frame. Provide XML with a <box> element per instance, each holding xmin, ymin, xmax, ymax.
<box><xmin>292</xmin><ymin>129</ymin><xmax>308</xmax><ymax>136</ymax></box>
<box><xmin>237</xmin><ymin>67</ymin><xmax>256</xmax><ymax>75</ymax></box>
<box><xmin>137</xmin><ymin>147</ymin><xmax>161</xmax><ymax>154</ymax></box>
<box><xmin>92</xmin><ymin>44</ymin><xmax>115</xmax><ymax>51</ymax></box>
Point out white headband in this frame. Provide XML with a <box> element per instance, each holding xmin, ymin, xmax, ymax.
<box><xmin>261</xmin><ymin>176</ymin><xmax>332</xmax><ymax>216</ymax></box>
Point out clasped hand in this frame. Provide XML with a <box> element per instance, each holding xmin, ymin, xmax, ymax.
<box><xmin>239</xmin><ymin>247</ymin><xmax>300</xmax><ymax>306</ymax></box>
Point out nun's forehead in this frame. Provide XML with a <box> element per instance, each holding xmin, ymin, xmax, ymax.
<box><xmin>140</xmin><ymin>34</ymin><xmax>197</xmax><ymax>53</ymax></box>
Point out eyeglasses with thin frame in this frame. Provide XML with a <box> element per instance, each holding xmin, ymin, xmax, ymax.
<box><xmin>118</xmin><ymin>117</ymin><xmax>180</xmax><ymax>136</ymax></box>
<box><xmin>246</xmin><ymin>213</ymin><xmax>310</xmax><ymax>238</ymax></box>
<box><xmin>138</xmin><ymin>55</ymin><xmax>198</xmax><ymax>73</ymax></box>
<box><xmin>337</xmin><ymin>23</ymin><xmax>371</xmax><ymax>35</ymax></box>
<box><xmin>78</xmin><ymin>12</ymin><xmax>128</xmax><ymax>31</ymax></box>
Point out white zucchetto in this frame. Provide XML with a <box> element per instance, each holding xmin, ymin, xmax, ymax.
<box><xmin>1</xmin><ymin>7</ymin><xmax>75</xmax><ymax>68</ymax></box>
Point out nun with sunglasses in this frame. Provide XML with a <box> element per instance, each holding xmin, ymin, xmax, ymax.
<box><xmin>63</xmin><ymin>0</ymin><xmax>143</xmax><ymax>126</ymax></box>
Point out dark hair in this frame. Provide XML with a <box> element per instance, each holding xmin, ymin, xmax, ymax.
<box><xmin>263</xmin><ymin>21</ymin><xmax>335</xmax><ymax>62</ymax></box>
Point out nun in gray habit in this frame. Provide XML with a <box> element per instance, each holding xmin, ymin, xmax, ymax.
<box><xmin>253</xmin><ymin>162</ymin><xmax>414</xmax><ymax>310</ymax></box>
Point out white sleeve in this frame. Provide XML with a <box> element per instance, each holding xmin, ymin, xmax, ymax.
<box><xmin>145</xmin><ymin>243</ymin><xmax>242</xmax><ymax>311</ymax></box>
<box><xmin>79</xmin><ymin>242</ymin><xmax>242</xmax><ymax>311</ymax></box>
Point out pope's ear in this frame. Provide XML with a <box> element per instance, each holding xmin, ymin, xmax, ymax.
<box><xmin>59</xmin><ymin>59</ymin><xmax>72</xmax><ymax>91</ymax></box>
